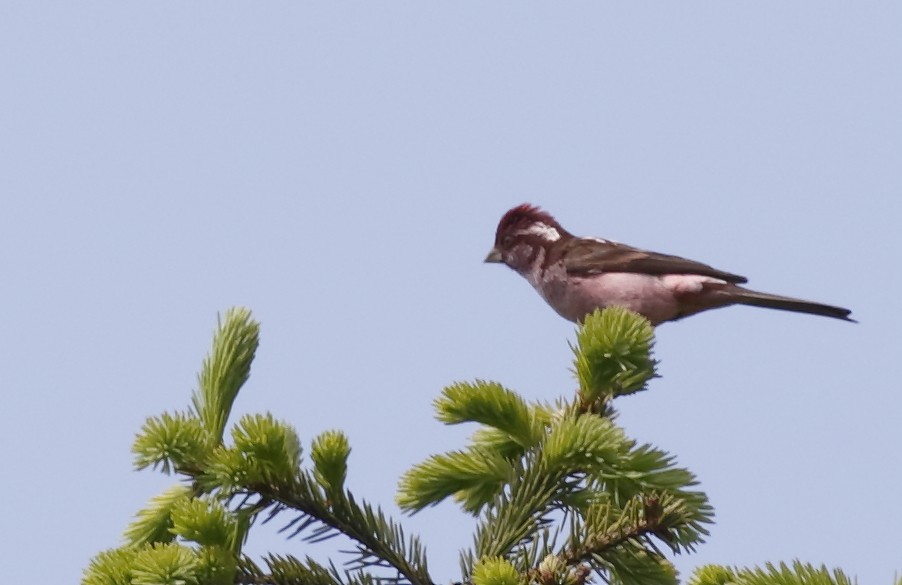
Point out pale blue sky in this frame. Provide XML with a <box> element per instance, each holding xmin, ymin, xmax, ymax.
<box><xmin>1</xmin><ymin>3</ymin><xmax>899</xmax><ymax>583</ymax></box>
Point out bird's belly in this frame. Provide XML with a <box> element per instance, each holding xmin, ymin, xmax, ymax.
<box><xmin>541</xmin><ymin>273</ymin><xmax>683</xmax><ymax>325</ymax></box>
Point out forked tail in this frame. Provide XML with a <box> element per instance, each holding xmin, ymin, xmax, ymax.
<box><xmin>733</xmin><ymin>288</ymin><xmax>855</xmax><ymax>322</ymax></box>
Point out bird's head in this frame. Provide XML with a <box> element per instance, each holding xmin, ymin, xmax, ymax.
<box><xmin>485</xmin><ymin>204</ymin><xmax>570</xmax><ymax>272</ymax></box>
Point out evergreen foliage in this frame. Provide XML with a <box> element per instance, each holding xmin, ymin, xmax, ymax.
<box><xmin>84</xmin><ymin>306</ymin><xmax>872</xmax><ymax>585</ymax></box>
<box><xmin>689</xmin><ymin>562</ymin><xmax>856</xmax><ymax>585</ymax></box>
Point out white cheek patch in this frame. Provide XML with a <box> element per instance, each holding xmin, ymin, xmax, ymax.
<box><xmin>518</xmin><ymin>222</ymin><xmax>561</xmax><ymax>242</ymax></box>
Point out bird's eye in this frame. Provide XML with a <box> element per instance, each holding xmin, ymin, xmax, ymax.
<box><xmin>502</xmin><ymin>235</ymin><xmax>514</xmax><ymax>247</ymax></box>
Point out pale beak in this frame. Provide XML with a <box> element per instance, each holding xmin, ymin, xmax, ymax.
<box><xmin>484</xmin><ymin>247</ymin><xmax>503</xmax><ymax>263</ymax></box>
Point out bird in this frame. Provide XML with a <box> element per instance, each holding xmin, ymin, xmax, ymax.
<box><xmin>485</xmin><ymin>204</ymin><xmax>854</xmax><ymax>325</ymax></box>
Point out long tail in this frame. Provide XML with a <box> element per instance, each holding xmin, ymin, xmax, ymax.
<box><xmin>730</xmin><ymin>288</ymin><xmax>855</xmax><ymax>322</ymax></box>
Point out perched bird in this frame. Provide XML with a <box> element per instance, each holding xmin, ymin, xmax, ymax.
<box><xmin>485</xmin><ymin>204</ymin><xmax>854</xmax><ymax>325</ymax></box>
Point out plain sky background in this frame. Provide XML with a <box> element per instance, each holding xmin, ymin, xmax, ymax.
<box><xmin>1</xmin><ymin>2</ymin><xmax>899</xmax><ymax>583</ymax></box>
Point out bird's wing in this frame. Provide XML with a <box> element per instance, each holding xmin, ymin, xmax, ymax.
<box><xmin>562</xmin><ymin>238</ymin><xmax>748</xmax><ymax>284</ymax></box>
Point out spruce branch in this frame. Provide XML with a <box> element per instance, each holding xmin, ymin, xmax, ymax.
<box><xmin>196</xmin><ymin>545</ymin><xmax>240</xmax><ymax>585</ymax></box>
<box><xmin>689</xmin><ymin>561</ymin><xmax>856</xmax><ymax>585</ymax></box>
<box><xmin>436</xmin><ymin>381</ymin><xmax>545</xmax><ymax>448</ymax></box>
<box><xmin>408</xmin><ymin>309</ymin><xmax>711</xmax><ymax>584</ymax></box>
<box><xmin>192</xmin><ymin>307</ymin><xmax>260</xmax><ymax>444</ymax></box>
<box><xmin>133</xmin><ymin>411</ymin><xmax>207</xmax><ymax>474</ymax></box>
<box><xmin>541</xmin><ymin>414</ymin><xmax>626</xmax><ymax>472</ymax></box>
<box><xmin>469</xmin><ymin>427</ymin><xmax>532</xmax><ymax>462</ymax></box>
<box><xmin>397</xmin><ymin>448</ymin><xmax>513</xmax><ymax>514</ymax></box>
<box><xmin>593</xmin><ymin>544</ymin><xmax>678</xmax><ymax>585</ymax></box>
<box><xmin>86</xmin><ymin>542</ymin><xmax>237</xmax><ymax>585</ymax></box>
<box><xmin>311</xmin><ymin>430</ymin><xmax>351</xmax><ymax>495</ymax></box>
<box><xmin>231</xmin><ymin>413</ymin><xmax>303</xmax><ymax>483</ymax></box>
<box><xmin>558</xmin><ymin>493</ymin><xmax>685</xmax><ymax>570</ymax></box>
<box><xmin>85</xmin><ymin>301</ymin><xmax>890</xmax><ymax>585</ymax></box>
<box><xmin>212</xmin><ymin>467</ymin><xmax>433</xmax><ymax>585</ymax></box>
<box><xmin>131</xmin><ymin>542</ymin><xmax>200</xmax><ymax>585</ymax></box>
<box><xmin>471</xmin><ymin>557</ymin><xmax>521</xmax><ymax>585</ymax></box>
<box><xmin>591</xmin><ymin>445</ymin><xmax>712</xmax><ymax>551</ymax></box>
<box><xmin>571</xmin><ymin>307</ymin><xmax>657</xmax><ymax>410</ymax></box>
<box><xmin>124</xmin><ymin>484</ymin><xmax>193</xmax><ymax>546</ymax></box>
<box><xmin>237</xmin><ymin>554</ymin><xmax>348</xmax><ymax>585</ymax></box>
<box><xmin>89</xmin><ymin>308</ymin><xmax>434</xmax><ymax>585</ymax></box>
<box><xmin>466</xmin><ymin>454</ymin><xmax>564</xmax><ymax>570</ymax></box>
<box><xmin>563</xmin><ymin>497</ymin><xmax>653</xmax><ymax>563</ymax></box>
<box><xmin>84</xmin><ymin>548</ymin><xmax>139</xmax><ymax>585</ymax></box>
<box><xmin>527</xmin><ymin>553</ymin><xmax>592</xmax><ymax>585</ymax></box>
<box><xmin>169</xmin><ymin>497</ymin><xmax>238</xmax><ymax>549</ymax></box>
